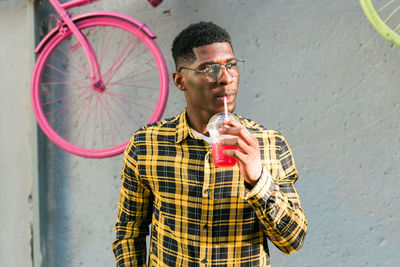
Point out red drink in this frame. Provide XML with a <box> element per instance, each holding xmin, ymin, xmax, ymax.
<box><xmin>207</xmin><ymin>112</ymin><xmax>240</xmax><ymax>168</ymax></box>
<box><xmin>211</xmin><ymin>143</ymin><xmax>237</xmax><ymax>167</ymax></box>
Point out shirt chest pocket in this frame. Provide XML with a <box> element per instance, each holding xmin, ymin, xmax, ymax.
<box><xmin>213</xmin><ymin>168</ymin><xmax>246</xmax><ymax>199</ymax></box>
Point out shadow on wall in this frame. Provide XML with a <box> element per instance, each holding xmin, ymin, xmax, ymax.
<box><xmin>35</xmin><ymin>0</ymin><xmax>71</xmax><ymax>265</ymax></box>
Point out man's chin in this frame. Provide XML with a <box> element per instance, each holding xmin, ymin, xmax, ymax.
<box><xmin>213</xmin><ymin>105</ymin><xmax>236</xmax><ymax>115</ymax></box>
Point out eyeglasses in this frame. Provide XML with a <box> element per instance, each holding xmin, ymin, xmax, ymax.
<box><xmin>178</xmin><ymin>59</ymin><xmax>245</xmax><ymax>82</ymax></box>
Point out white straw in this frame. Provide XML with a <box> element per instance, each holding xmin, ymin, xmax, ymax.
<box><xmin>224</xmin><ymin>96</ymin><xmax>229</xmax><ymax>122</ymax></box>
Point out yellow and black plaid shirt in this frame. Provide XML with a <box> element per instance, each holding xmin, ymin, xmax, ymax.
<box><xmin>113</xmin><ymin>110</ymin><xmax>307</xmax><ymax>266</ymax></box>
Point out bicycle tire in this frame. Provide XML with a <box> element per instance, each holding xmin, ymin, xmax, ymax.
<box><xmin>31</xmin><ymin>15</ymin><xmax>169</xmax><ymax>158</ymax></box>
<box><xmin>360</xmin><ymin>0</ymin><xmax>400</xmax><ymax>47</ymax></box>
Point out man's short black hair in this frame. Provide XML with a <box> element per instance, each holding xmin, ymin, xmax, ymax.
<box><xmin>171</xmin><ymin>21</ymin><xmax>232</xmax><ymax>70</ymax></box>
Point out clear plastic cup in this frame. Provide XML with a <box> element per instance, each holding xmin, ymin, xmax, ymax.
<box><xmin>206</xmin><ymin>112</ymin><xmax>239</xmax><ymax>167</ymax></box>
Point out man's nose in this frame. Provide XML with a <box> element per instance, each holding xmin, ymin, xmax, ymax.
<box><xmin>219</xmin><ymin>66</ymin><xmax>234</xmax><ymax>84</ymax></box>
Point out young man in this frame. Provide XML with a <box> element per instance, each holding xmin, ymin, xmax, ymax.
<box><xmin>113</xmin><ymin>22</ymin><xmax>307</xmax><ymax>266</ymax></box>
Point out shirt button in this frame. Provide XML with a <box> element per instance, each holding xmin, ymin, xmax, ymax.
<box><xmin>204</xmin><ymin>189</ymin><xmax>210</xmax><ymax>195</ymax></box>
<box><xmin>202</xmin><ymin>258</ymin><xmax>207</xmax><ymax>264</ymax></box>
<box><xmin>204</xmin><ymin>224</ymin><xmax>208</xmax><ymax>230</ymax></box>
<box><xmin>205</xmin><ymin>154</ymin><xmax>209</xmax><ymax>160</ymax></box>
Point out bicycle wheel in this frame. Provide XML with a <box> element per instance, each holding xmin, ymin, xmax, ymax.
<box><xmin>360</xmin><ymin>0</ymin><xmax>400</xmax><ymax>47</ymax></box>
<box><xmin>31</xmin><ymin>16</ymin><xmax>169</xmax><ymax>158</ymax></box>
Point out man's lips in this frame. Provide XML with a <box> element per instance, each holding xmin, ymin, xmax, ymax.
<box><xmin>216</xmin><ymin>94</ymin><xmax>235</xmax><ymax>102</ymax></box>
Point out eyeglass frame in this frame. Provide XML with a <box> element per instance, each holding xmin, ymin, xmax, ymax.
<box><xmin>177</xmin><ymin>58</ymin><xmax>245</xmax><ymax>82</ymax></box>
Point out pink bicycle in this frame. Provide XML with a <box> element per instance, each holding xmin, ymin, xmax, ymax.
<box><xmin>31</xmin><ymin>0</ymin><xmax>169</xmax><ymax>158</ymax></box>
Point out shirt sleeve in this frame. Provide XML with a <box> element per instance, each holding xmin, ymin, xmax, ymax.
<box><xmin>112</xmin><ymin>139</ymin><xmax>153</xmax><ymax>266</ymax></box>
<box><xmin>245</xmin><ymin>133</ymin><xmax>307</xmax><ymax>254</ymax></box>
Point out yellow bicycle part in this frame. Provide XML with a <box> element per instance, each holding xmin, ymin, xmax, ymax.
<box><xmin>360</xmin><ymin>0</ymin><xmax>400</xmax><ymax>47</ymax></box>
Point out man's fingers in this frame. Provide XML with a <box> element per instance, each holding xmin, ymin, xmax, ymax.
<box><xmin>223</xmin><ymin>148</ymin><xmax>247</xmax><ymax>163</ymax></box>
<box><xmin>219</xmin><ymin>136</ymin><xmax>250</xmax><ymax>153</ymax></box>
<box><xmin>220</xmin><ymin>120</ymin><xmax>259</xmax><ymax>148</ymax></box>
<box><xmin>224</xmin><ymin>118</ymin><xmax>241</xmax><ymax>128</ymax></box>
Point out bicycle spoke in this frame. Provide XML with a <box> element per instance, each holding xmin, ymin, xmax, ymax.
<box><xmin>47</xmin><ymin>91</ymin><xmax>92</xmax><ymax>125</ymax></box>
<box><xmin>378</xmin><ymin>0</ymin><xmax>395</xmax><ymax>12</ymax></box>
<box><xmin>103</xmin><ymin>98</ymin><xmax>116</xmax><ymax>147</ymax></box>
<box><xmin>56</xmin><ymin>45</ymin><xmax>91</xmax><ymax>79</ymax></box>
<box><xmin>102</xmin><ymin>95</ymin><xmax>132</xmax><ymax>138</ymax></box>
<box><xmin>102</xmin><ymin>96</ymin><xmax>125</xmax><ymax>146</ymax></box>
<box><xmin>91</xmin><ymin>96</ymin><xmax>100</xmax><ymax>148</ymax></box>
<box><xmin>92</xmin><ymin>27</ymin><xmax>99</xmax><ymax>58</ymax></box>
<box><xmin>113</xmin><ymin>77</ymin><xmax>161</xmax><ymax>85</ymax></box>
<box><xmin>45</xmin><ymin>63</ymin><xmax>87</xmax><ymax>85</ymax></box>
<box><xmin>40</xmin><ymin>83</ymin><xmax>90</xmax><ymax>96</ymax></box>
<box><xmin>60</xmin><ymin>91</ymin><xmax>96</xmax><ymax>138</ymax></box>
<box><xmin>108</xmin><ymin>29</ymin><xmax>126</xmax><ymax>74</ymax></box>
<box><xmin>107</xmin><ymin>45</ymin><xmax>149</xmax><ymax>76</ymax></box>
<box><xmin>104</xmin><ymin>45</ymin><xmax>153</xmax><ymax>84</ymax></box>
<box><xmin>41</xmin><ymin>89</ymin><xmax>90</xmax><ymax>106</ymax></box>
<box><xmin>99</xmin><ymin>98</ymin><xmax>105</xmax><ymax>148</ymax></box>
<box><xmin>51</xmin><ymin>50</ymin><xmax>91</xmax><ymax>80</ymax></box>
<box><xmin>42</xmin><ymin>72</ymin><xmax>76</xmax><ymax>83</ymax></box>
<box><xmin>102</xmin><ymin>35</ymin><xmax>140</xmax><ymax>81</ymax></box>
<box><xmin>40</xmin><ymin>73</ymin><xmax>90</xmax><ymax>91</ymax></box>
<box><xmin>41</xmin><ymin>72</ymin><xmax>87</xmax><ymax>88</ymax></box>
<box><xmin>97</xmin><ymin>26</ymin><xmax>105</xmax><ymax>64</ymax></box>
<box><xmin>108</xmin><ymin>84</ymin><xmax>159</xmax><ymax>93</ymax></box>
<box><xmin>107</xmin><ymin>35</ymin><xmax>141</xmax><ymax>74</ymax></box>
<box><xmin>45</xmin><ymin>92</ymin><xmax>89</xmax><ymax>118</ymax></box>
<box><xmin>98</xmin><ymin>26</ymin><xmax>114</xmax><ymax>67</ymax></box>
<box><xmin>123</xmin><ymin>45</ymin><xmax>153</xmax><ymax>65</ymax></box>
<box><xmin>105</xmin><ymin>58</ymin><xmax>158</xmax><ymax>86</ymax></box>
<box><xmin>40</xmin><ymin>81</ymin><xmax>86</xmax><ymax>86</ymax></box>
<box><xmin>72</xmin><ymin>94</ymin><xmax>102</xmax><ymax>147</ymax></box>
<box><xmin>384</xmin><ymin>4</ymin><xmax>400</xmax><ymax>23</ymax></box>
<box><xmin>105</xmin><ymin>92</ymin><xmax>145</xmax><ymax>127</ymax></box>
<box><xmin>394</xmin><ymin>23</ymin><xmax>400</xmax><ymax>31</ymax></box>
<box><xmin>109</xmin><ymin>68</ymin><xmax>159</xmax><ymax>86</ymax></box>
<box><xmin>102</xmin><ymin>91</ymin><xmax>157</xmax><ymax>102</ymax></box>
<box><xmin>45</xmin><ymin>89</ymin><xmax>90</xmax><ymax>117</ymax></box>
<box><xmin>106</xmin><ymin>89</ymin><xmax>155</xmax><ymax>113</ymax></box>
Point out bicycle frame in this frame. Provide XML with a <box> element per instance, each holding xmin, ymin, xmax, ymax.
<box><xmin>47</xmin><ymin>0</ymin><xmax>108</xmax><ymax>91</ymax></box>
<box><xmin>60</xmin><ymin>0</ymin><xmax>99</xmax><ymax>10</ymax></box>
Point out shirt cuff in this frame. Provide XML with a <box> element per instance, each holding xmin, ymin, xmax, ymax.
<box><xmin>244</xmin><ymin>167</ymin><xmax>276</xmax><ymax>201</ymax></box>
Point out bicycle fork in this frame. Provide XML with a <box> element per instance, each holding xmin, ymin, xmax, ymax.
<box><xmin>49</xmin><ymin>0</ymin><xmax>105</xmax><ymax>92</ymax></box>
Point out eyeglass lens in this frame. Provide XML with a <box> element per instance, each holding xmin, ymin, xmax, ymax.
<box><xmin>206</xmin><ymin>61</ymin><xmax>243</xmax><ymax>82</ymax></box>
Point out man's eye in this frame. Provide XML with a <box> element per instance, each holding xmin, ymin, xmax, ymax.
<box><xmin>226</xmin><ymin>62</ymin><xmax>237</xmax><ymax>68</ymax></box>
<box><xmin>200</xmin><ymin>65</ymin><xmax>210</xmax><ymax>72</ymax></box>
<box><xmin>204</xmin><ymin>65</ymin><xmax>219</xmax><ymax>74</ymax></box>
<box><xmin>212</xmin><ymin>64</ymin><xmax>223</xmax><ymax>72</ymax></box>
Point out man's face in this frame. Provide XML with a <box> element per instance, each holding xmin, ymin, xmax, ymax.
<box><xmin>177</xmin><ymin>42</ymin><xmax>239</xmax><ymax>118</ymax></box>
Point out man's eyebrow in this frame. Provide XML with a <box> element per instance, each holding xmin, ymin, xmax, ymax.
<box><xmin>197</xmin><ymin>61</ymin><xmax>216</xmax><ymax>68</ymax></box>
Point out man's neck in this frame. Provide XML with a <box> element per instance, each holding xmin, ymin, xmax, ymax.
<box><xmin>185</xmin><ymin>108</ymin><xmax>212</xmax><ymax>136</ymax></box>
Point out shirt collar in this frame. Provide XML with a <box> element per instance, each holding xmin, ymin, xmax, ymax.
<box><xmin>174</xmin><ymin>109</ymin><xmax>245</xmax><ymax>144</ymax></box>
<box><xmin>175</xmin><ymin>108</ymin><xmax>197</xmax><ymax>144</ymax></box>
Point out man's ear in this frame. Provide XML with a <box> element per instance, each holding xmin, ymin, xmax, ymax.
<box><xmin>173</xmin><ymin>72</ymin><xmax>186</xmax><ymax>91</ymax></box>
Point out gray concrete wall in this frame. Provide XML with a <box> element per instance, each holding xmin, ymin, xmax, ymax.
<box><xmin>2</xmin><ymin>0</ymin><xmax>400</xmax><ymax>266</ymax></box>
<box><xmin>0</xmin><ymin>0</ymin><xmax>35</xmax><ymax>266</ymax></box>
